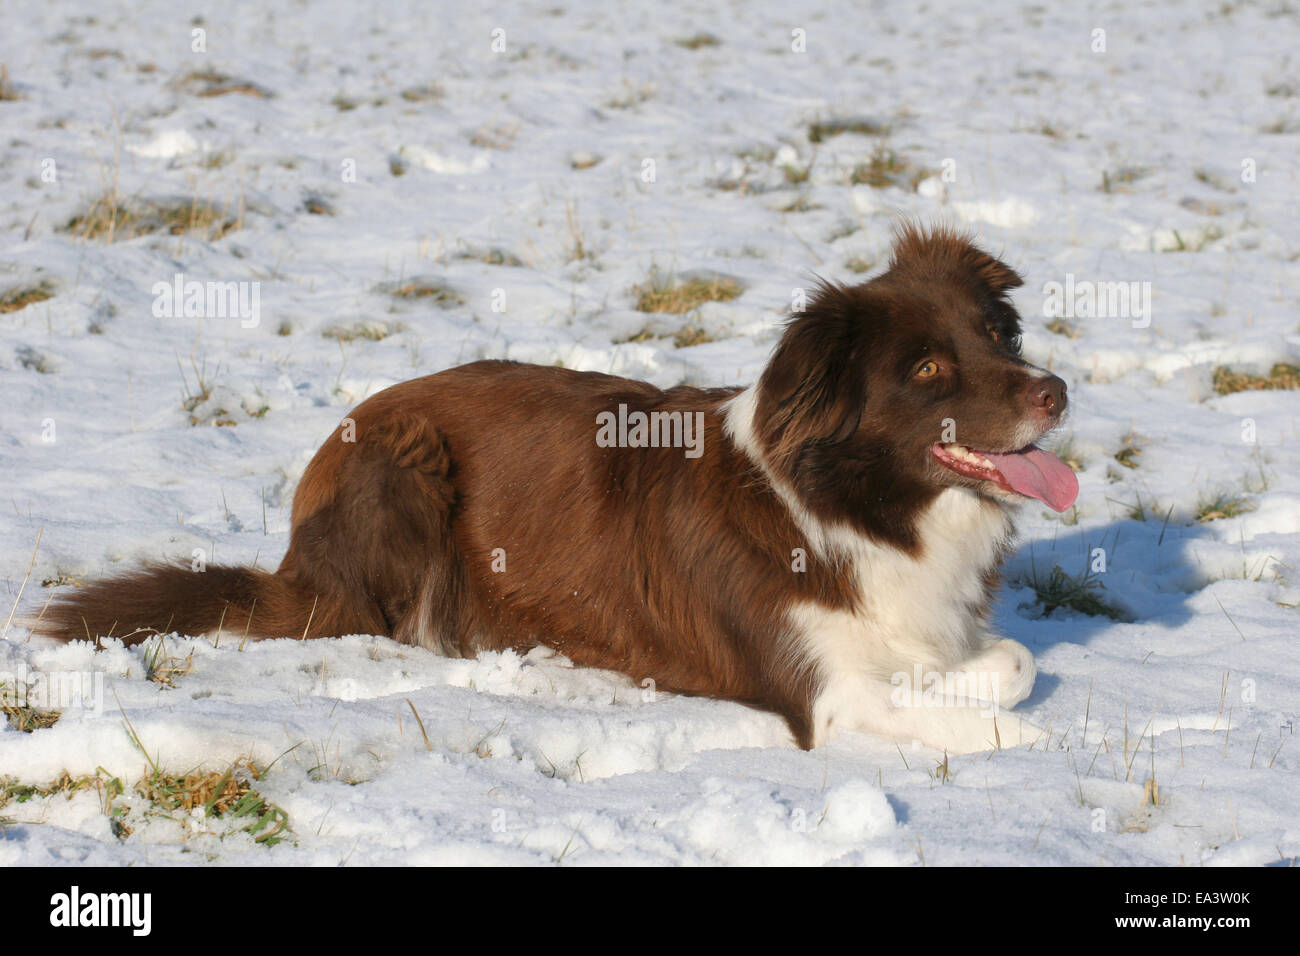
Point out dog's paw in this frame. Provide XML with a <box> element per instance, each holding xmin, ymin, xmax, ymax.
<box><xmin>958</xmin><ymin>638</ymin><xmax>1037</xmax><ymax>709</ymax></box>
<box><xmin>989</xmin><ymin>639</ymin><xmax>1037</xmax><ymax>708</ymax></box>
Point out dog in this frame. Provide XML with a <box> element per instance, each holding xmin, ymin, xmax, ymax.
<box><xmin>35</xmin><ymin>225</ymin><xmax>1077</xmax><ymax>754</ymax></box>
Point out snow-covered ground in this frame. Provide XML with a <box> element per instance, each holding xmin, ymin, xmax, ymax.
<box><xmin>2</xmin><ymin>0</ymin><xmax>1298</xmax><ymax>865</ymax></box>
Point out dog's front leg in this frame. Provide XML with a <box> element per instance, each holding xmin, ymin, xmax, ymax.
<box><xmin>811</xmin><ymin>672</ymin><xmax>1044</xmax><ymax>754</ymax></box>
<box><xmin>942</xmin><ymin>636</ymin><xmax>1037</xmax><ymax>710</ymax></box>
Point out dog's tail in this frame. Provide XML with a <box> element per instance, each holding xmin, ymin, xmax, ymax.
<box><xmin>31</xmin><ymin>563</ymin><xmax>345</xmax><ymax>646</ymax></box>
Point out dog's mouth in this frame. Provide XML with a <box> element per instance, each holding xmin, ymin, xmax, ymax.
<box><xmin>930</xmin><ymin>443</ymin><xmax>1079</xmax><ymax>512</ymax></box>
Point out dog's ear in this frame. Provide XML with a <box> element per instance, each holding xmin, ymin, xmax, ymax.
<box><xmin>890</xmin><ymin>223</ymin><xmax>1023</xmax><ymax>299</ymax></box>
<box><xmin>960</xmin><ymin>244</ymin><xmax>1023</xmax><ymax>298</ymax></box>
<box><xmin>756</xmin><ymin>280</ymin><xmax>866</xmax><ymax>468</ymax></box>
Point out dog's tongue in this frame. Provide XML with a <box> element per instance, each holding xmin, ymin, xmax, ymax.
<box><xmin>980</xmin><ymin>446</ymin><xmax>1079</xmax><ymax>512</ymax></box>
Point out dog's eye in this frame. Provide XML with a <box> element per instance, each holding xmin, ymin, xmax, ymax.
<box><xmin>915</xmin><ymin>360</ymin><xmax>939</xmax><ymax>379</ymax></box>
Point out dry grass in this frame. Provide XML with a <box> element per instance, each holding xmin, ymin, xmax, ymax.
<box><xmin>470</xmin><ymin>122</ymin><xmax>519</xmax><ymax>149</ymax></box>
<box><xmin>64</xmin><ymin>194</ymin><xmax>137</xmax><ymax>242</ymax></box>
<box><xmin>137</xmin><ymin>759</ymin><xmax>250</xmax><ymax>814</ymax></box>
<box><xmin>783</xmin><ymin>162</ymin><xmax>813</xmax><ymax>185</ymax></box>
<box><xmin>672</xmin><ymin>326</ymin><xmax>717</xmax><ymax>348</ymax></box>
<box><xmin>187</xmin><ymin>405</ymin><xmax>236</xmax><ymax>428</ymax></box>
<box><xmin>41</xmin><ymin>572</ymin><xmax>83</xmax><ymax>588</ymax></box>
<box><xmin>386</xmin><ymin>281</ymin><xmax>463</xmax><ymax>307</ymax></box>
<box><xmin>616</xmin><ymin>321</ymin><xmax>721</xmax><ymax>349</ymax></box>
<box><xmin>1122</xmin><ymin>493</ymin><xmax>1162</xmax><ymax>522</ymax></box>
<box><xmin>457</xmin><ymin>247</ymin><xmax>523</xmax><ymax>267</ymax></box>
<box><xmin>201</xmin><ymin>81</ymin><xmax>271</xmax><ymax>98</ymax></box>
<box><xmin>302</xmin><ymin>194</ymin><xmax>334</xmax><ymax>216</ymax></box>
<box><xmin>605</xmin><ymin>81</ymin><xmax>656</xmax><ymax>110</ymax></box>
<box><xmin>1100</xmin><ymin>166</ymin><xmax>1149</xmax><ymax>193</ymax></box>
<box><xmin>633</xmin><ymin>272</ymin><xmax>742</xmax><ymax>314</ymax></box>
<box><xmin>134</xmin><ymin>758</ymin><xmax>290</xmax><ymax>845</ymax></box>
<box><xmin>178</xmin><ymin>68</ymin><xmax>271</xmax><ymax>98</ymax></box>
<box><xmin>1160</xmin><ymin>225</ymin><xmax>1224</xmax><ymax>252</ymax></box>
<box><xmin>181</xmin><ymin>382</ymin><xmax>247</xmax><ymax>427</ymax></box>
<box><xmin>1180</xmin><ymin>196</ymin><xmax>1224</xmax><ymax>216</ymax></box>
<box><xmin>848</xmin><ymin>144</ymin><xmax>920</xmax><ymax>189</ymax></box>
<box><xmin>115</xmin><ymin>706</ymin><xmax>292</xmax><ymax>845</ymax></box>
<box><xmin>400</xmin><ymin>83</ymin><xmax>443</xmax><ymax>102</ymax></box>
<box><xmin>808</xmin><ymin>118</ymin><xmax>890</xmax><ymax>142</ymax></box>
<box><xmin>1212</xmin><ymin>363</ymin><xmax>1300</xmax><ymax>395</ymax></box>
<box><xmin>2</xmin><ymin>695</ymin><xmax>61</xmax><ymax>732</ymax></box>
<box><xmin>1195</xmin><ymin>490</ymin><xmax>1255</xmax><ymax>523</ymax></box>
<box><xmin>1261</xmin><ymin>115</ymin><xmax>1299</xmax><ymax>134</ymax></box>
<box><xmin>675</xmin><ymin>32</ymin><xmax>721</xmax><ymax>50</ymax></box>
<box><xmin>17</xmin><ymin>346</ymin><xmax>54</xmax><ymax>374</ymax></box>
<box><xmin>1</xmin><ymin>771</ymin><xmax>103</xmax><ymax>809</ymax></box>
<box><xmin>844</xmin><ymin>255</ymin><xmax>876</xmax><ymax>274</ymax></box>
<box><xmin>1194</xmin><ymin>168</ymin><xmax>1235</xmax><ymax>192</ymax></box>
<box><xmin>1114</xmin><ymin>429</ymin><xmax>1143</xmax><ymax>469</ymax></box>
<box><xmin>144</xmin><ymin>639</ymin><xmax>195</xmax><ymax>687</ymax></box>
<box><xmin>780</xmin><ymin>194</ymin><xmax>820</xmax><ymax>213</ymax></box>
<box><xmin>153</xmin><ymin>197</ymin><xmax>241</xmax><ymax>238</ymax></box>
<box><xmin>3</xmin><ymin>760</ymin><xmax>290</xmax><ymax>844</ymax></box>
<box><xmin>1018</xmin><ymin>564</ymin><xmax>1131</xmax><ymax>622</ymax></box>
<box><xmin>565</xmin><ymin>200</ymin><xmax>592</xmax><ymax>262</ymax></box>
<box><xmin>615</xmin><ymin>326</ymin><xmax>656</xmax><ymax>345</ymax></box>
<box><xmin>324</xmin><ymin>319</ymin><xmax>399</xmax><ymax>342</ymax></box>
<box><xmin>0</xmin><ymin>281</ymin><xmax>54</xmax><ymax>314</ymax></box>
<box><xmin>65</xmin><ymin>192</ymin><xmax>241</xmax><ymax>243</ymax></box>
<box><xmin>200</xmin><ymin>149</ymin><xmax>234</xmax><ymax>169</ymax></box>
<box><xmin>1045</xmin><ymin>317</ymin><xmax>1080</xmax><ymax>338</ymax></box>
<box><xmin>0</xmin><ymin>770</ymin><xmax>130</xmax><ymax>837</ymax></box>
<box><xmin>175</xmin><ymin>357</ymin><xmax>265</xmax><ymax>427</ymax></box>
<box><xmin>0</xmin><ymin>64</ymin><xmax>20</xmax><ymax>101</ymax></box>
<box><xmin>178</xmin><ymin>354</ymin><xmax>224</xmax><ymax>426</ymax></box>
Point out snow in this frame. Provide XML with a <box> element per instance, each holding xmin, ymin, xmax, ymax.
<box><xmin>2</xmin><ymin>0</ymin><xmax>1298</xmax><ymax>865</ymax></box>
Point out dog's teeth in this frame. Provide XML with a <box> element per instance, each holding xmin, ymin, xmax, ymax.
<box><xmin>941</xmin><ymin>443</ymin><xmax>994</xmax><ymax>470</ymax></box>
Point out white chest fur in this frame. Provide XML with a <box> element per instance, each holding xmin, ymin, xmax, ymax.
<box><xmin>790</xmin><ymin>489</ymin><xmax>1012</xmax><ymax>682</ymax></box>
<box><xmin>722</xmin><ymin>386</ymin><xmax>1013</xmax><ymax>679</ymax></box>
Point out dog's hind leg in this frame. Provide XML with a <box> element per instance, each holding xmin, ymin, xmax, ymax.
<box><xmin>278</xmin><ymin>412</ymin><xmax>466</xmax><ymax>649</ymax></box>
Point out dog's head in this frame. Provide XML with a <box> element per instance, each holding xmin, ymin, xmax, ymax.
<box><xmin>754</xmin><ymin>224</ymin><xmax>1078</xmax><ymax>540</ymax></box>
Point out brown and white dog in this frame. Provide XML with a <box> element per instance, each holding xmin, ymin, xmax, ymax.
<box><xmin>37</xmin><ymin>225</ymin><xmax>1078</xmax><ymax>753</ymax></box>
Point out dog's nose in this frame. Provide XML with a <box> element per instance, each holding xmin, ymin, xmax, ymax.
<box><xmin>1028</xmin><ymin>375</ymin><xmax>1067</xmax><ymax>415</ymax></box>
